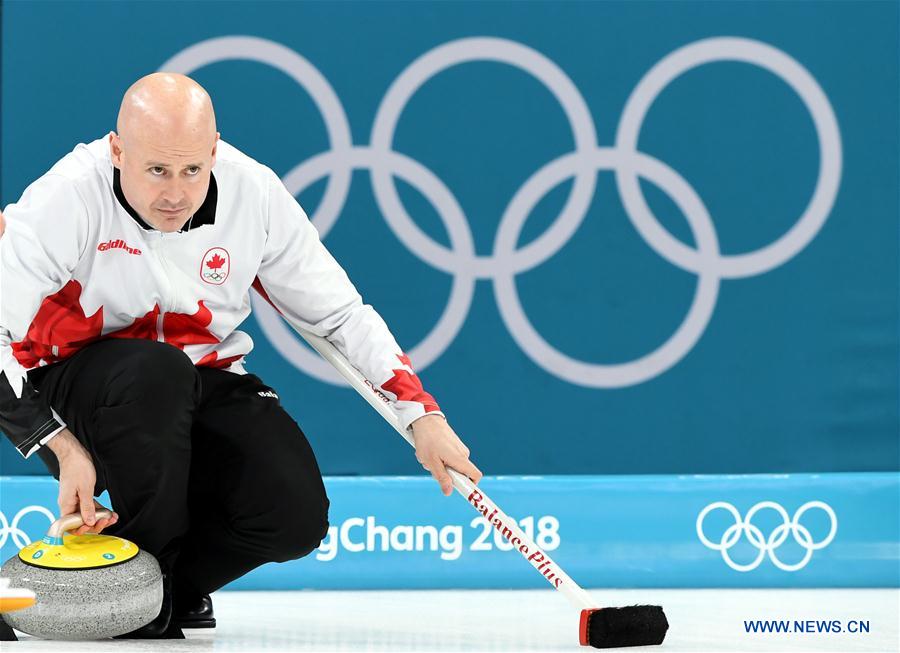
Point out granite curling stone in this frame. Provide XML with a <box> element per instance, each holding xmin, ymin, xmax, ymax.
<box><xmin>1</xmin><ymin>510</ymin><xmax>162</xmax><ymax>640</ymax></box>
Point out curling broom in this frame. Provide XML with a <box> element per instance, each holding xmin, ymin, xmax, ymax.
<box><xmin>296</xmin><ymin>329</ymin><xmax>669</xmax><ymax>648</ymax></box>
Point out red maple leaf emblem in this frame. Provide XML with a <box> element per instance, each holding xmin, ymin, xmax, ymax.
<box><xmin>11</xmin><ymin>280</ymin><xmax>103</xmax><ymax>367</ymax></box>
<box><xmin>380</xmin><ymin>352</ymin><xmax>440</xmax><ymax>413</ymax></box>
<box><xmin>12</xmin><ymin>283</ymin><xmax>233</xmax><ymax>370</ymax></box>
<box><xmin>163</xmin><ymin>301</ymin><xmax>220</xmax><ymax>349</ymax></box>
<box><xmin>206</xmin><ymin>253</ymin><xmax>226</xmax><ymax>270</ymax></box>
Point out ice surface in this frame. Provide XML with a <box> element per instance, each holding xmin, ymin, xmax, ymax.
<box><xmin>5</xmin><ymin>588</ymin><xmax>897</xmax><ymax>652</ymax></box>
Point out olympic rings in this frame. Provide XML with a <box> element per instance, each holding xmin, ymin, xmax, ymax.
<box><xmin>161</xmin><ymin>35</ymin><xmax>841</xmax><ymax>387</ymax></box>
<box><xmin>0</xmin><ymin>505</ymin><xmax>55</xmax><ymax>550</ymax></box>
<box><xmin>697</xmin><ymin>500</ymin><xmax>838</xmax><ymax>571</ymax></box>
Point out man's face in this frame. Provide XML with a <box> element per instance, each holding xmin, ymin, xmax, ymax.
<box><xmin>109</xmin><ymin>129</ymin><xmax>218</xmax><ymax>233</ymax></box>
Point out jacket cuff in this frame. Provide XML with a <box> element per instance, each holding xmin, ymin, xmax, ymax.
<box><xmin>394</xmin><ymin>401</ymin><xmax>445</xmax><ymax>432</ymax></box>
<box><xmin>19</xmin><ymin>409</ymin><xmax>66</xmax><ymax>459</ymax></box>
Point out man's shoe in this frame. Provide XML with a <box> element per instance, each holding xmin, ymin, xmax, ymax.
<box><xmin>175</xmin><ymin>593</ymin><xmax>216</xmax><ymax>629</ymax></box>
<box><xmin>114</xmin><ymin>572</ymin><xmax>184</xmax><ymax>639</ymax></box>
<box><xmin>0</xmin><ymin>618</ymin><xmax>17</xmax><ymax>641</ymax></box>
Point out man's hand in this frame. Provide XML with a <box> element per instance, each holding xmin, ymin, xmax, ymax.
<box><xmin>69</xmin><ymin>499</ymin><xmax>118</xmax><ymax>536</ymax></box>
<box><xmin>411</xmin><ymin>415</ymin><xmax>483</xmax><ymax>496</ymax></box>
<box><xmin>47</xmin><ymin>428</ymin><xmax>118</xmax><ymax>534</ymax></box>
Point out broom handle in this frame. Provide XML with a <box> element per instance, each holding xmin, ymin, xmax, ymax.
<box><xmin>297</xmin><ymin>329</ymin><xmax>596</xmax><ymax>610</ymax></box>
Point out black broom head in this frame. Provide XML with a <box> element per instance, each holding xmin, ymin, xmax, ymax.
<box><xmin>579</xmin><ymin>605</ymin><xmax>669</xmax><ymax>648</ymax></box>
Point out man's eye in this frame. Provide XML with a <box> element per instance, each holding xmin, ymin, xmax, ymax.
<box><xmin>186</xmin><ymin>167</ymin><xmax>201</xmax><ymax>175</ymax></box>
<box><xmin>149</xmin><ymin>167</ymin><xmax>165</xmax><ymax>175</ymax></box>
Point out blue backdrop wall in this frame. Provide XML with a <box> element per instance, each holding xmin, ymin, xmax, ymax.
<box><xmin>2</xmin><ymin>0</ymin><xmax>898</xmax><ymax>477</ymax></box>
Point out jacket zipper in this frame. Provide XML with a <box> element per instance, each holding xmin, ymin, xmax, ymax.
<box><xmin>152</xmin><ymin>232</ymin><xmax>178</xmax><ymax>343</ymax></box>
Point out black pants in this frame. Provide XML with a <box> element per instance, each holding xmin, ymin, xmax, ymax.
<box><xmin>29</xmin><ymin>338</ymin><xmax>330</xmax><ymax>600</ymax></box>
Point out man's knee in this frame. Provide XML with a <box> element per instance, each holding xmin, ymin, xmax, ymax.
<box><xmin>255</xmin><ymin>486</ymin><xmax>330</xmax><ymax>563</ymax></box>
<box><xmin>99</xmin><ymin>339</ymin><xmax>200</xmax><ymax>407</ymax></box>
<box><xmin>269</xmin><ymin>513</ymin><xmax>330</xmax><ymax>563</ymax></box>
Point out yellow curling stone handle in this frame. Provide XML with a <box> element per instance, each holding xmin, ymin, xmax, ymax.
<box><xmin>17</xmin><ymin>510</ymin><xmax>139</xmax><ymax>570</ymax></box>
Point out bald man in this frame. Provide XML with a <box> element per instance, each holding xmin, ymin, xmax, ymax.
<box><xmin>0</xmin><ymin>74</ymin><xmax>481</xmax><ymax>639</ymax></box>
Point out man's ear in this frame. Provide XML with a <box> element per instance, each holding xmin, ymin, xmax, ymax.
<box><xmin>210</xmin><ymin>132</ymin><xmax>220</xmax><ymax>168</ymax></box>
<box><xmin>109</xmin><ymin>132</ymin><xmax>123</xmax><ymax>167</ymax></box>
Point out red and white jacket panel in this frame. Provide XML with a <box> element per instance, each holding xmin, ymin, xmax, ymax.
<box><xmin>0</xmin><ymin>138</ymin><xmax>442</xmax><ymax>458</ymax></box>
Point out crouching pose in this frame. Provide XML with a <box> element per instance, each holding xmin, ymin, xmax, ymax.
<box><xmin>0</xmin><ymin>73</ymin><xmax>482</xmax><ymax>638</ymax></box>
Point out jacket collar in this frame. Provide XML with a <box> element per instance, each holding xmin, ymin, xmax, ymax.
<box><xmin>113</xmin><ymin>167</ymin><xmax>218</xmax><ymax>232</ymax></box>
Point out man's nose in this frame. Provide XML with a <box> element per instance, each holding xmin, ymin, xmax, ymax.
<box><xmin>159</xmin><ymin>179</ymin><xmax>186</xmax><ymax>205</ymax></box>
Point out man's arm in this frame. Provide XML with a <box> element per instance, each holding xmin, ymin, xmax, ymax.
<box><xmin>0</xmin><ymin>175</ymin><xmax>88</xmax><ymax>458</ymax></box>
<box><xmin>43</xmin><ymin>427</ymin><xmax>118</xmax><ymax>534</ymax></box>
<box><xmin>0</xmin><ymin>192</ymin><xmax>117</xmax><ymax>531</ymax></box>
<box><xmin>254</xmin><ymin>171</ymin><xmax>482</xmax><ymax>493</ymax></box>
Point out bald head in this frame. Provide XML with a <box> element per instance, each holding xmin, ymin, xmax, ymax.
<box><xmin>117</xmin><ymin>73</ymin><xmax>216</xmax><ymax>143</ymax></box>
<box><xmin>110</xmin><ymin>73</ymin><xmax>220</xmax><ymax>233</ymax></box>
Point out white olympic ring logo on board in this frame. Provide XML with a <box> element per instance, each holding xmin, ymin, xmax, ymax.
<box><xmin>162</xmin><ymin>35</ymin><xmax>842</xmax><ymax>388</ymax></box>
<box><xmin>696</xmin><ymin>501</ymin><xmax>837</xmax><ymax>572</ymax></box>
<box><xmin>0</xmin><ymin>506</ymin><xmax>55</xmax><ymax>550</ymax></box>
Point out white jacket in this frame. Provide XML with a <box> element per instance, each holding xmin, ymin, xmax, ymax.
<box><xmin>0</xmin><ymin>138</ymin><xmax>442</xmax><ymax>458</ymax></box>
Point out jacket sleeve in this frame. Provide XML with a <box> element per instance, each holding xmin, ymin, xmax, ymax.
<box><xmin>254</xmin><ymin>170</ymin><xmax>444</xmax><ymax>431</ymax></box>
<box><xmin>0</xmin><ymin>174</ymin><xmax>88</xmax><ymax>457</ymax></box>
